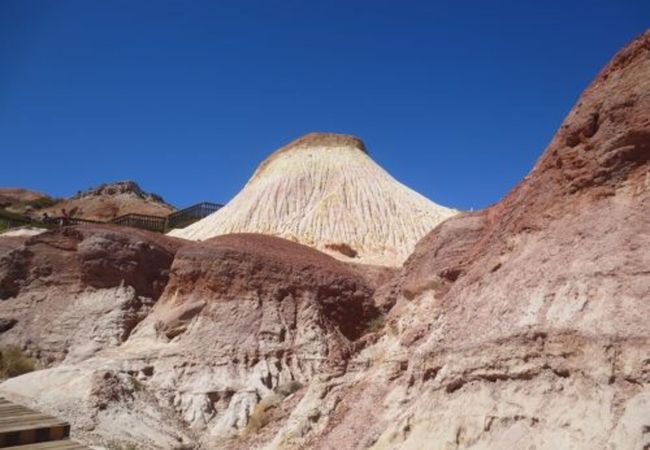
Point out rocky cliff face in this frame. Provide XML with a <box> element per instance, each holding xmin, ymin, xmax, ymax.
<box><xmin>169</xmin><ymin>132</ymin><xmax>457</xmax><ymax>266</ymax></box>
<box><xmin>0</xmin><ymin>31</ymin><xmax>648</xmax><ymax>450</ymax></box>
<box><xmin>258</xmin><ymin>29</ymin><xmax>649</xmax><ymax>449</ymax></box>
<box><xmin>0</xmin><ymin>225</ymin><xmax>181</xmax><ymax>364</ymax></box>
<box><xmin>0</xmin><ymin>232</ymin><xmax>382</xmax><ymax>448</ymax></box>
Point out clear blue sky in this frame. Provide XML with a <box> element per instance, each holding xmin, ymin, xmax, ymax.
<box><xmin>1</xmin><ymin>1</ymin><xmax>648</xmax><ymax>210</ymax></box>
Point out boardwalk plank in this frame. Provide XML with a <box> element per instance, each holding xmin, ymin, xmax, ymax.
<box><xmin>3</xmin><ymin>440</ymin><xmax>90</xmax><ymax>449</ymax></box>
<box><xmin>0</xmin><ymin>397</ymin><xmax>75</xmax><ymax>448</ymax></box>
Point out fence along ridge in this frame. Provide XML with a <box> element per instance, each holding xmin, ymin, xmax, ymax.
<box><xmin>167</xmin><ymin>201</ymin><xmax>223</xmax><ymax>219</ymax></box>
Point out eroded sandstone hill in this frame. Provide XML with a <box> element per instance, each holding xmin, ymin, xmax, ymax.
<box><xmin>39</xmin><ymin>181</ymin><xmax>176</xmax><ymax>221</ymax></box>
<box><xmin>169</xmin><ymin>133</ymin><xmax>457</xmax><ymax>266</ymax></box>
<box><xmin>0</xmin><ymin>30</ymin><xmax>647</xmax><ymax>450</ymax></box>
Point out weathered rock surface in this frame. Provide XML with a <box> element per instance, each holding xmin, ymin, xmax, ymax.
<box><xmin>0</xmin><ymin>30</ymin><xmax>648</xmax><ymax>450</ymax></box>
<box><xmin>169</xmin><ymin>133</ymin><xmax>457</xmax><ymax>266</ymax></box>
<box><xmin>0</xmin><ymin>224</ymin><xmax>181</xmax><ymax>364</ymax></box>
<box><xmin>0</xmin><ymin>234</ymin><xmax>32</xmax><ymax>256</ymax></box>
<box><xmin>38</xmin><ymin>180</ymin><xmax>175</xmax><ymax>222</ymax></box>
<box><xmin>1</xmin><ymin>181</ymin><xmax>175</xmax><ymax>222</ymax></box>
<box><xmin>0</xmin><ymin>233</ymin><xmax>380</xmax><ymax>448</ymax></box>
<box><xmin>255</xmin><ymin>30</ymin><xmax>649</xmax><ymax>450</ymax></box>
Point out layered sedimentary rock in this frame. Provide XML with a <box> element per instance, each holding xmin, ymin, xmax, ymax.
<box><xmin>0</xmin><ymin>224</ymin><xmax>181</xmax><ymax>364</ymax></box>
<box><xmin>0</xmin><ymin>233</ymin><xmax>380</xmax><ymax>448</ymax></box>
<box><xmin>256</xmin><ymin>30</ymin><xmax>649</xmax><ymax>449</ymax></box>
<box><xmin>0</xmin><ymin>30</ymin><xmax>647</xmax><ymax>450</ymax></box>
<box><xmin>169</xmin><ymin>133</ymin><xmax>456</xmax><ymax>266</ymax></box>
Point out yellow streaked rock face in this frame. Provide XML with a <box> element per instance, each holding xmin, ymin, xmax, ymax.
<box><xmin>170</xmin><ymin>133</ymin><xmax>457</xmax><ymax>266</ymax></box>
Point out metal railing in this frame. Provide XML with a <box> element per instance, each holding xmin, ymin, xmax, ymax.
<box><xmin>166</xmin><ymin>202</ymin><xmax>223</xmax><ymax>230</ymax></box>
<box><xmin>111</xmin><ymin>213</ymin><xmax>167</xmax><ymax>233</ymax></box>
<box><xmin>60</xmin><ymin>217</ymin><xmax>103</xmax><ymax>226</ymax></box>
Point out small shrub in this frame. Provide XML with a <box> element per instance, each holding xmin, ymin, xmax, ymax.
<box><xmin>365</xmin><ymin>315</ymin><xmax>386</xmax><ymax>333</ymax></box>
<box><xmin>325</xmin><ymin>242</ymin><xmax>358</xmax><ymax>258</ymax></box>
<box><xmin>274</xmin><ymin>380</ymin><xmax>303</xmax><ymax>397</ymax></box>
<box><xmin>26</xmin><ymin>197</ymin><xmax>58</xmax><ymax>210</ymax></box>
<box><xmin>245</xmin><ymin>393</ymin><xmax>283</xmax><ymax>434</ymax></box>
<box><xmin>0</xmin><ymin>346</ymin><xmax>36</xmax><ymax>379</ymax></box>
<box><xmin>130</xmin><ymin>376</ymin><xmax>144</xmax><ymax>391</ymax></box>
<box><xmin>107</xmin><ymin>442</ymin><xmax>138</xmax><ymax>450</ymax></box>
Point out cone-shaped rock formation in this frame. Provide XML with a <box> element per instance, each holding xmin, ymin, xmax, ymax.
<box><xmin>169</xmin><ymin>133</ymin><xmax>456</xmax><ymax>266</ymax></box>
<box><xmin>2</xmin><ymin>30</ymin><xmax>648</xmax><ymax>450</ymax></box>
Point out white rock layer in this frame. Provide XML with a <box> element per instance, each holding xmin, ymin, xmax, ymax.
<box><xmin>169</xmin><ymin>133</ymin><xmax>456</xmax><ymax>266</ymax></box>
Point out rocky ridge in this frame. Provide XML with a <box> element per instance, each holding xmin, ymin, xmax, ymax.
<box><xmin>260</xmin><ymin>29</ymin><xmax>650</xmax><ymax>449</ymax></box>
<box><xmin>0</xmin><ymin>229</ymin><xmax>383</xmax><ymax>448</ymax></box>
<box><xmin>0</xmin><ymin>30</ymin><xmax>647</xmax><ymax>450</ymax></box>
<box><xmin>0</xmin><ymin>181</ymin><xmax>174</xmax><ymax>222</ymax></box>
<box><xmin>0</xmin><ymin>224</ymin><xmax>182</xmax><ymax>364</ymax></box>
<box><xmin>40</xmin><ymin>181</ymin><xmax>175</xmax><ymax>221</ymax></box>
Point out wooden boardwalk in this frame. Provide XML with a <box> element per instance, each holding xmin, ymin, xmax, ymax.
<box><xmin>0</xmin><ymin>398</ymin><xmax>88</xmax><ymax>449</ymax></box>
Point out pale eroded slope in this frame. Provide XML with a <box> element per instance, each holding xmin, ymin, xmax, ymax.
<box><xmin>169</xmin><ymin>134</ymin><xmax>456</xmax><ymax>266</ymax></box>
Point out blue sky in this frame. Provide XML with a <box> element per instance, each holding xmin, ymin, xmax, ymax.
<box><xmin>1</xmin><ymin>1</ymin><xmax>648</xmax><ymax>210</ymax></box>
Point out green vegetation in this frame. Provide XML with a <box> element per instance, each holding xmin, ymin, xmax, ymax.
<box><xmin>3</xmin><ymin>197</ymin><xmax>59</xmax><ymax>216</ymax></box>
<box><xmin>0</xmin><ymin>208</ymin><xmax>29</xmax><ymax>221</ymax></box>
<box><xmin>24</xmin><ymin>197</ymin><xmax>58</xmax><ymax>210</ymax></box>
<box><xmin>0</xmin><ymin>208</ymin><xmax>53</xmax><ymax>232</ymax></box>
<box><xmin>0</xmin><ymin>345</ymin><xmax>36</xmax><ymax>379</ymax></box>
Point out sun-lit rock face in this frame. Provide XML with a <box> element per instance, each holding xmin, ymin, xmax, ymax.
<box><xmin>169</xmin><ymin>132</ymin><xmax>457</xmax><ymax>266</ymax></box>
<box><xmin>3</xmin><ymin>31</ymin><xmax>648</xmax><ymax>450</ymax></box>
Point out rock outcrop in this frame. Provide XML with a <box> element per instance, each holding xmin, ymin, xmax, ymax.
<box><xmin>0</xmin><ymin>224</ymin><xmax>181</xmax><ymax>364</ymax></box>
<box><xmin>0</xmin><ymin>30</ymin><xmax>648</xmax><ymax>450</ymax></box>
<box><xmin>38</xmin><ymin>181</ymin><xmax>175</xmax><ymax>222</ymax></box>
<box><xmin>169</xmin><ymin>133</ymin><xmax>457</xmax><ymax>266</ymax></box>
<box><xmin>254</xmin><ymin>30</ymin><xmax>649</xmax><ymax>450</ymax></box>
<box><xmin>1</xmin><ymin>181</ymin><xmax>175</xmax><ymax>222</ymax></box>
<box><xmin>0</xmin><ymin>233</ymin><xmax>381</xmax><ymax>448</ymax></box>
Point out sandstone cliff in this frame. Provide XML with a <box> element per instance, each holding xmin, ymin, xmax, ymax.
<box><xmin>0</xmin><ymin>232</ymin><xmax>383</xmax><ymax>448</ymax></box>
<box><xmin>0</xmin><ymin>224</ymin><xmax>182</xmax><ymax>364</ymax></box>
<box><xmin>257</xmin><ymin>29</ymin><xmax>650</xmax><ymax>450</ymax></box>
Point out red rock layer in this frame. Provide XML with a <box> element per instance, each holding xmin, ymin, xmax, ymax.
<box><xmin>0</xmin><ymin>224</ymin><xmax>182</xmax><ymax>363</ymax></box>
